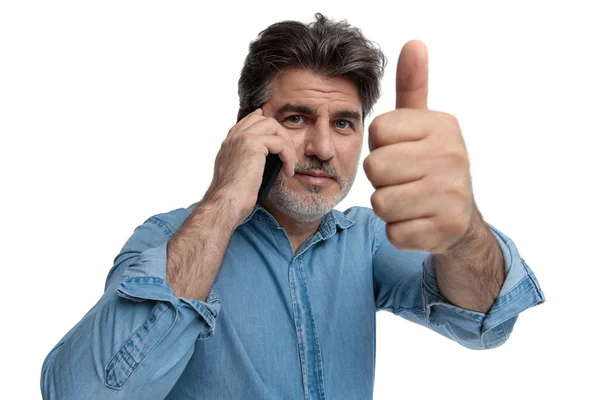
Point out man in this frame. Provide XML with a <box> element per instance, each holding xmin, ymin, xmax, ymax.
<box><xmin>41</xmin><ymin>13</ymin><xmax>545</xmax><ymax>400</ymax></box>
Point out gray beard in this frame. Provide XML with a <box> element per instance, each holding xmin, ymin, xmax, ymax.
<box><xmin>267</xmin><ymin>170</ymin><xmax>354</xmax><ymax>224</ymax></box>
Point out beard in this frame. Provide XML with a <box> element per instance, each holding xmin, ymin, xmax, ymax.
<box><xmin>267</xmin><ymin>159</ymin><xmax>355</xmax><ymax>224</ymax></box>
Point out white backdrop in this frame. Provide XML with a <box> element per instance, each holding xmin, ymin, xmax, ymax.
<box><xmin>1</xmin><ymin>1</ymin><xmax>598</xmax><ymax>399</ymax></box>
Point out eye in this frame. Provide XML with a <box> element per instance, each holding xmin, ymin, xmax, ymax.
<box><xmin>286</xmin><ymin>115</ymin><xmax>304</xmax><ymax>124</ymax></box>
<box><xmin>335</xmin><ymin>120</ymin><xmax>351</xmax><ymax>129</ymax></box>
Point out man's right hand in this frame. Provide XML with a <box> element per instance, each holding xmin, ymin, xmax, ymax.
<box><xmin>204</xmin><ymin>109</ymin><xmax>298</xmax><ymax>225</ymax></box>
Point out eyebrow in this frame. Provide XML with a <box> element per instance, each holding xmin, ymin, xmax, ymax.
<box><xmin>332</xmin><ymin>110</ymin><xmax>362</xmax><ymax>123</ymax></box>
<box><xmin>276</xmin><ymin>103</ymin><xmax>362</xmax><ymax>125</ymax></box>
<box><xmin>276</xmin><ymin>104</ymin><xmax>317</xmax><ymax>116</ymax></box>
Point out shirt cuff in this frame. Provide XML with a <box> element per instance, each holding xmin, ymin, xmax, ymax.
<box><xmin>421</xmin><ymin>224</ymin><xmax>546</xmax><ymax>349</ymax></box>
<box><xmin>116</xmin><ymin>241</ymin><xmax>222</xmax><ymax>339</ymax></box>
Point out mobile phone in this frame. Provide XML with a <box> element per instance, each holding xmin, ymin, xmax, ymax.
<box><xmin>237</xmin><ymin>108</ymin><xmax>283</xmax><ymax>205</ymax></box>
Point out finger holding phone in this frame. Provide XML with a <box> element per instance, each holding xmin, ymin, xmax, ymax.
<box><xmin>205</xmin><ymin>108</ymin><xmax>297</xmax><ymax>225</ymax></box>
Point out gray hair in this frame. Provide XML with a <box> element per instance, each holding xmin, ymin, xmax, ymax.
<box><xmin>238</xmin><ymin>13</ymin><xmax>387</xmax><ymax>119</ymax></box>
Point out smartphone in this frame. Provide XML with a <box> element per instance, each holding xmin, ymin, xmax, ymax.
<box><xmin>237</xmin><ymin>108</ymin><xmax>283</xmax><ymax>205</ymax></box>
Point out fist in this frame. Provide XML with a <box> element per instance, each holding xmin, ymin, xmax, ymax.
<box><xmin>364</xmin><ymin>40</ymin><xmax>474</xmax><ymax>254</ymax></box>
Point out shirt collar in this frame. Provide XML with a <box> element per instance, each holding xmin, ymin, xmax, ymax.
<box><xmin>240</xmin><ymin>203</ymin><xmax>355</xmax><ymax>235</ymax></box>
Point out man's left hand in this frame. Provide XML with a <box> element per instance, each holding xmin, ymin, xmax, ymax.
<box><xmin>364</xmin><ymin>40</ymin><xmax>476</xmax><ymax>254</ymax></box>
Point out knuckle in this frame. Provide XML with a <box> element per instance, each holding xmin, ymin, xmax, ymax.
<box><xmin>370</xmin><ymin>190</ymin><xmax>386</xmax><ymax>216</ymax></box>
<box><xmin>240</xmin><ymin>134</ymin><xmax>264</xmax><ymax>154</ymax></box>
<box><xmin>439</xmin><ymin>111</ymin><xmax>459</xmax><ymax>127</ymax></box>
<box><xmin>442</xmin><ymin>150</ymin><xmax>469</xmax><ymax>173</ymax></box>
<box><xmin>453</xmin><ymin>148</ymin><xmax>469</xmax><ymax>164</ymax></box>
<box><xmin>448</xmin><ymin>113</ymin><xmax>460</xmax><ymax>128</ymax></box>
<box><xmin>455</xmin><ymin>154</ymin><xmax>469</xmax><ymax>171</ymax></box>
<box><xmin>384</xmin><ymin>223</ymin><xmax>396</xmax><ymax>241</ymax></box>
<box><xmin>458</xmin><ymin>186</ymin><xmax>472</xmax><ymax>205</ymax></box>
<box><xmin>363</xmin><ymin>154</ymin><xmax>380</xmax><ymax>179</ymax></box>
<box><xmin>447</xmin><ymin>178</ymin><xmax>471</xmax><ymax>207</ymax></box>
<box><xmin>220</xmin><ymin>137</ymin><xmax>237</xmax><ymax>153</ymax></box>
<box><xmin>385</xmin><ymin>223</ymin><xmax>406</xmax><ymax>248</ymax></box>
<box><xmin>370</xmin><ymin>114</ymin><xmax>382</xmax><ymax>129</ymax></box>
<box><xmin>369</xmin><ymin>115</ymin><xmax>385</xmax><ymax>138</ymax></box>
<box><xmin>265</xmin><ymin>116</ymin><xmax>279</xmax><ymax>127</ymax></box>
<box><xmin>238</xmin><ymin>133</ymin><xmax>252</xmax><ymax>147</ymax></box>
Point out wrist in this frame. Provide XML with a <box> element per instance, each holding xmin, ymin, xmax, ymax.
<box><xmin>200</xmin><ymin>190</ymin><xmax>248</xmax><ymax>229</ymax></box>
<box><xmin>442</xmin><ymin>206</ymin><xmax>487</xmax><ymax>256</ymax></box>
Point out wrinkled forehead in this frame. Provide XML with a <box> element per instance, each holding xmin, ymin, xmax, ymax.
<box><xmin>266</xmin><ymin>68</ymin><xmax>363</xmax><ymax>119</ymax></box>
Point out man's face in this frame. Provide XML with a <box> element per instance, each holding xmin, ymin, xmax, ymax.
<box><xmin>261</xmin><ymin>68</ymin><xmax>364</xmax><ymax>223</ymax></box>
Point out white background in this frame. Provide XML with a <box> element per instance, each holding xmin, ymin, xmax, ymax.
<box><xmin>1</xmin><ymin>1</ymin><xmax>598</xmax><ymax>399</ymax></box>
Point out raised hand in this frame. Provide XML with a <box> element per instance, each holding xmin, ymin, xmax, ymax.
<box><xmin>364</xmin><ymin>40</ymin><xmax>474</xmax><ymax>254</ymax></box>
<box><xmin>206</xmin><ymin>109</ymin><xmax>298</xmax><ymax>225</ymax></box>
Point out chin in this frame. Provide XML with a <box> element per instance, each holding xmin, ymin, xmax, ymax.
<box><xmin>267</xmin><ymin>171</ymin><xmax>353</xmax><ymax>222</ymax></box>
<box><xmin>270</xmin><ymin>189</ymin><xmax>342</xmax><ymax>221</ymax></box>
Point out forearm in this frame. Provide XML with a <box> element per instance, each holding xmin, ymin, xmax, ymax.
<box><xmin>432</xmin><ymin>207</ymin><xmax>505</xmax><ymax>314</ymax></box>
<box><xmin>41</xmin><ymin>290</ymin><xmax>202</xmax><ymax>399</ymax></box>
<box><xmin>42</xmin><ymin>200</ymin><xmax>233</xmax><ymax>398</ymax></box>
<box><xmin>167</xmin><ymin>193</ymin><xmax>240</xmax><ymax>301</ymax></box>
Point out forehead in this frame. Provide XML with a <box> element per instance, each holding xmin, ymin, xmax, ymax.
<box><xmin>267</xmin><ymin>68</ymin><xmax>362</xmax><ymax>115</ymax></box>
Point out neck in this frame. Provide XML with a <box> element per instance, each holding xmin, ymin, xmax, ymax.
<box><xmin>261</xmin><ymin>200</ymin><xmax>324</xmax><ymax>252</ymax></box>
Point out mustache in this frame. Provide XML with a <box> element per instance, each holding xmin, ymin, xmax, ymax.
<box><xmin>295</xmin><ymin>160</ymin><xmax>338</xmax><ymax>180</ymax></box>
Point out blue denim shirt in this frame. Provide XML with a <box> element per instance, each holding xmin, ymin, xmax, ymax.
<box><xmin>41</xmin><ymin>202</ymin><xmax>545</xmax><ymax>399</ymax></box>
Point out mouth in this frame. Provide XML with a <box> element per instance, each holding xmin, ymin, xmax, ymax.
<box><xmin>295</xmin><ymin>171</ymin><xmax>335</xmax><ymax>186</ymax></box>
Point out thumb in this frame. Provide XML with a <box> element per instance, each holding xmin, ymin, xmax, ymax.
<box><xmin>396</xmin><ymin>40</ymin><xmax>429</xmax><ymax>109</ymax></box>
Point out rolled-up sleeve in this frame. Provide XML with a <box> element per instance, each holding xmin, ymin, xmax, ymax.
<box><xmin>116</xmin><ymin>239</ymin><xmax>221</xmax><ymax>339</ymax></box>
<box><xmin>41</xmin><ymin>213</ymin><xmax>222</xmax><ymax>399</ymax></box>
<box><xmin>373</xmin><ymin>215</ymin><xmax>545</xmax><ymax>350</ymax></box>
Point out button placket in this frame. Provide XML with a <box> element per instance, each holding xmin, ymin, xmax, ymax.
<box><xmin>289</xmin><ymin>256</ymin><xmax>326</xmax><ymax>400</ymax></box>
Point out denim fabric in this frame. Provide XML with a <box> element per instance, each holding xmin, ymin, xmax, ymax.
<box><xmin>41</xmin><ymin>202</ymin><xmax>545</xmax><ymax>399</ymax></box>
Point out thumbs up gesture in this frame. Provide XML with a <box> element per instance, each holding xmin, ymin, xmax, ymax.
<box><xmin>364</xmin><ymin>40</ymin><xmax>475</xmax><ymax>254</ymax></box>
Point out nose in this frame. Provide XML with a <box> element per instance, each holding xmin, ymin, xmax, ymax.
<box><xmin>304</xmin><ymin>120</ymin><xmax>335</xmax><ymax>161</ymax></box>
